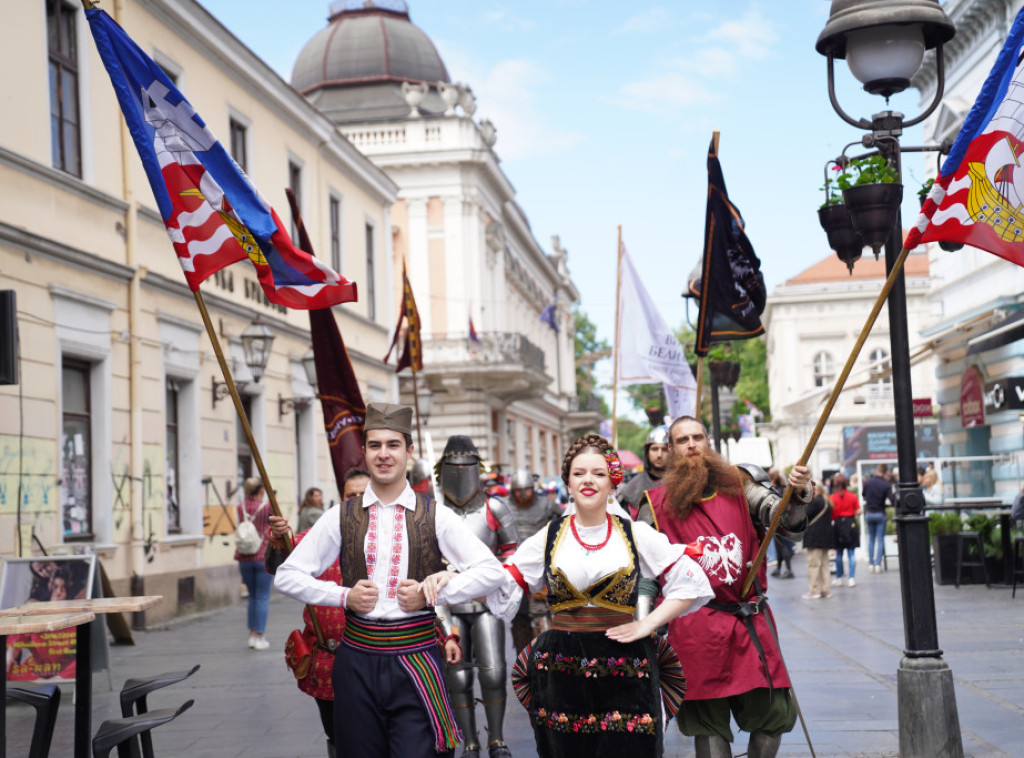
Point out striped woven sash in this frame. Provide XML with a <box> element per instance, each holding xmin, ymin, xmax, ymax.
<box><xmin>342</xmin><ymin>614</ymin><xmax>461</xmax><ymax>751</ymax></box>
<box><xmin>552</xmin><ymin>606</ymin><xmax>633</xmax><ymax>632</ymax></box>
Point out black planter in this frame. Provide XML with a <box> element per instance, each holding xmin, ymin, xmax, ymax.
<box><xmin>939</xmin><ymin>240</ymin><xmax>965</xmax><ymax>252</ymax></box>
<box><xmin>842</xmin><ymin>182</ymin><xmax>903</xmax><ymax>256</ymax></box>
<box><xmin>932</xmin><ymin>534</ymin><xmax>958</xmax><ymax>585</ymax></box>
<box><xmin>817</xmin><ymin>204</ymin><xmax>864</xmax><ymax>272</ymax></box>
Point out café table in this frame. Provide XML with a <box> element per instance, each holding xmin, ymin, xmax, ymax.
<box><xmin>1</xmin><ymin>611</ymin><xmax>96</xmax><ymax>758</ymax></box>
<box><xmin>0</xmin><ymin>596</ymin><xmax>163</xmax><ymax>758</ymax></box>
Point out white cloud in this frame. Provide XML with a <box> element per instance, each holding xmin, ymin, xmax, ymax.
<box><xmin>706</xmin><ymin>7</ymin><xmax>780</xmax><ymax>60</ymax></box>
<box><xmin>614</xmin><ymin>7</ymin><xmax>674</xmax><ymax>36</ymax></box>
<box><xmin>619</xmin><ymin>72</ymin><xmax>717</xmax><ymax>113</ymax></box>
<box><xmin>472</xmin><ymin>59</ymin><xmax>584</xmax><ymax>160</ymax></box>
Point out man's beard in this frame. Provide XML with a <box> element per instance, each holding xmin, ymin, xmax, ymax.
<box><xmin>662</xmin><ymin>447</ymin><xmax>742</xmax><ymax>518</ymax></box>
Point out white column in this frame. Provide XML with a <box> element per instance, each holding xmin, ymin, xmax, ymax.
<box><xmin>406</xmin><ymin>197</ymin><xmax>432</xmax><ymax>336</ymax></box>
<box><xmin>443</xmin><ymin>195</ymin><xmax>467</xmax><ymax>335</ymax></box>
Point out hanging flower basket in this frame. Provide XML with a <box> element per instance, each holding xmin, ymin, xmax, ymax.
<box><xmin>817</xmin><ymin>204</ymin><xmax>864</xmax><ymax>273</ymax></box>
<box><xmin>708</xmin><ymin>360</ymin><xmax>740</xmax><ymax>389</ymax></box>
<box><xmin>842</xmin><ymin>182</ymin><xmax>903</xmax><ymax>256</ymax></box>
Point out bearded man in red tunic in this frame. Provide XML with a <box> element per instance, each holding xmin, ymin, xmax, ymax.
<box><xmin>637</xmin><ymin>416</ymin><xmax>812</xmax><ymax>758</ymax></box>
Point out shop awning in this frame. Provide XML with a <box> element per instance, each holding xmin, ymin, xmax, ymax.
<box><xmin>966</xmin><ymin>308</ymin><xmax>1024</xmax><ymax>355</ymax></box>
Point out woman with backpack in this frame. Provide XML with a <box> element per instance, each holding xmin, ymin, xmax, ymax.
<box><xmin>236</xmin><ymin>476</ymin><xmax>273</xmax><ymax>650</ymax></box>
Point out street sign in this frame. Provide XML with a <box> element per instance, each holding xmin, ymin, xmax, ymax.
<box><xmin>912</xmin><ymin>398</ymin><xmax>933</xmax><ymax>418</ymax></box>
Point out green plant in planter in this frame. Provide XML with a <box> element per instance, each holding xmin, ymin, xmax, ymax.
<box><xmin>928</xmin><ymin>511</ymin><xmax>962</xmax><ymax>537</ymax></box>
<box><xmin>918</xmin><ymin>177</ymin><xmax>935</xmax><ymax>205</ymax></box>
<box><xmin>964</xmin><ymin>513</ymin><xmax>1003</xmax><ymax>560</ymax></box>
<box><xmin>847</xmin><ymin>155</ymin><xmax>898</xmax><ymax>186</ymax></box>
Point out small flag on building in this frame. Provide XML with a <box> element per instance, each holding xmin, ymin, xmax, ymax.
<box><xmin>85</xmin><ymin>7</ymin><xmax>357</xmax><ymax>309</ymax></box>
<box><xmin>384</xmin><ymin>262</ymin><xmax>422</xmax><ymax>373</ymax></box>
<box><xmin>905</xmin><ymin>6</ymin><xmax>1024</xmax><ymax>268</ymax></box>
<box><xmin>540</xmin><ymin>298</ymin><xmax>560</xmax><ymax>333</ymax></box>
<box><xmin>469</xmin><ymin>316</ymin><xmax>481</xmax><ymax>344</ymax></box>
<box><xmin>689</xmin><ymin>136</ymin><xmax>767</xmax><ymax>356</ymax></box>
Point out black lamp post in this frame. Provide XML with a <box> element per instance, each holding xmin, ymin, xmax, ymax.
<box><xmin>816</xmin><ymin>2</ymin><xmax>963</xmax><ymax>757</ymax></box>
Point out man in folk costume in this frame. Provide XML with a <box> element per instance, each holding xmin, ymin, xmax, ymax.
<box><xmin>275</xmin><ymin>404</ymin><xmax>505</xmax><ymax>758</ymax></box>
<box><xmin>433</xmin><ymin>435</ymin><xmax>519</xmax><ymax>758</ymax></box>
<box><xmin>616</xmin><ymin>424</ymin><xmax>671</xmax><ymax>519</ymax></box>
<box><xmin>637</xmin><ymin>416</ymin><xmax>812</xmax><ymax>758</ymax></box>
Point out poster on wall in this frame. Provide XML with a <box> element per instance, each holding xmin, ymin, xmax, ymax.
<box><xmin>1</xmin><ymin>555</ymin><xmax>96</xmax><ymax>682</ymax></box>
<box><xmin>842</xmin><ymin>423</ymin><xmax>940</xmax><ymax>477</ymax></box>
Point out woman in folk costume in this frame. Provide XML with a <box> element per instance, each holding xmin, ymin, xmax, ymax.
<box><xmin>426</xmin><ymin>433</ymin><xmax>713</xmax><ymax>757</ymax></box>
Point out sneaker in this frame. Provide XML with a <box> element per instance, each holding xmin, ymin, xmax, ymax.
<box><xmin>251</xmin><ymin>636</ymin><xmax>270</xmax><ymax>651</ymax></box>
<box><xmin>848</xmin><ymin>578</ymin><xmax>856</xmax><ymax>588</ymax></box>
<box><xmin>820</xmin><ymin>592</ymin><xmax>831</xmax><ymax>599</ymax></box>
<box><xmin>801</xmin><ymin>592</ymin><xmax>822</xmax><ymax>600</ymax></box>
<box><xmin>247</xmin><ymin>634</ymin><xmax>257</xmax><ymax>649</ymax></box>
<box><xmin>831</xmin><ymin>578</ymin><xmax>842</xmax><ymax>586</ymax></box>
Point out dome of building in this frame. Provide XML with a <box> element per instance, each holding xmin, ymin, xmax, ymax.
<box><xmin>292</xmin><ymin>1</ymin><xmax>451</xmax><ymax>123</ymax></box>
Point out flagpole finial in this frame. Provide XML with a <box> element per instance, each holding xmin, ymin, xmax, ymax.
<box><xmin>82</xmin><ymin>0</ymin><xmax>97</xmax><ymax>8</ymax></box>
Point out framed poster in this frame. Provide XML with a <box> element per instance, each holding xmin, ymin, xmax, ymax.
<box><xmin>1</xmin><ymin>555</ymin><xmax>96</xmax><ymax>682</ymax></box>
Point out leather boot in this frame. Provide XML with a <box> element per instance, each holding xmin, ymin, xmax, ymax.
<box><xmin>747</xmin><ymin>730</ymin><xmax>782</xmax><ymax>758</ymax></box>
<box><xmin>694</xmin><ymin>734</ymin><xmax>732</xmax><ymax>758</ymax></box>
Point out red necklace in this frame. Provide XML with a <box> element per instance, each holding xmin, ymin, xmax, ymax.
<box><xmin>570</xmin><ymin>514</ymin><xmax>613</xmax><ymax>554</ymax></box>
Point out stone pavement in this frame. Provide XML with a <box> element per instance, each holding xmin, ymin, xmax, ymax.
<box><xmin>6</xmin><ymin>552</ymin><xmax>1022</xmax><ymax>757</ymax></box>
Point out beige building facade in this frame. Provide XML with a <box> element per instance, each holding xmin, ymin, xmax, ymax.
<box><xmin>0</xmin><ymin>0</ymin><xmax>397</xmax><ymax>621</ymax></box>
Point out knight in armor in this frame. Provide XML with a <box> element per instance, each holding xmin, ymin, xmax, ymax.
<box><xmin>434</xmin><ymin>436</ymin><xmax>519</xmax><ymax>758</ymax></box>
<box><xmin>507</xmin><ymin>468</ymin><xmax>562</xmax><ymax>653</ymax></box>
<box><xmin>616</xmin><ymin>425</ymin><xmax>671</xmax><ymax>519</ymax></box>
<box><xmin>410</xmin><ymin>457</ymin><xmax>433</xmax><ymax>495</ymax></box>
<box><xmin>637</xmin><ymin>416</ymin><xmax>812</xmax><ymax>758</ymax></box>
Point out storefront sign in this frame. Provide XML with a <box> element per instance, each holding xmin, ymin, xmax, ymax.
<box><xmin>984</xmin><ymin>376</ymin><xmax>1024</xmax><ymax>413</ymax></box>
<box><xmin>912</xmin><ymin>398</ymin><xmax>933</xmax><ymax>418</ymax></box>
<box><xmin>960</xmin><ymin>366</ymin><xmax>985</xmax><ymax>428</ymax></box>
<box><xmin>841</xmin><ymin>423</ymin><xmax>939</xmax><ymax>475</ymax></box>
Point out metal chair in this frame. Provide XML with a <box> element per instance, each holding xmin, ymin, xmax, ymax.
<box><xmin>118</xmin><ymin>664</ymin><xmax>200</xmax><ymax>758</ymax></box>
<box><xmin>92</xmin><ymin>700</ymin><xmax>193</xmax><ymax>758</ymax></box>
<box><xmin>7</xmin><ymin>684</ymin><xmax>61</xmax><ymax>758</ymax></box>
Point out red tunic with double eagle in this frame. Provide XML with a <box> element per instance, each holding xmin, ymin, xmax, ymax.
<box><xmin>644</xmin><ymin>487</ymin><xmax>790</xmax><ymax>700</ymax></box>
<box><xmin>292</xmin><ymin>530</ymin><xmax>345</xmax><ymax>700</ymax></box>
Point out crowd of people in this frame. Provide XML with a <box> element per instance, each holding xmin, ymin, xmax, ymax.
<box><xmin>237</xmin><ymin>404</ymin><xmax>956</xmax><ymax>757</ymax></box>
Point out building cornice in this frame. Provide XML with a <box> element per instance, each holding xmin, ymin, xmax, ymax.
<box><xmin>912</xmin><ymin>0</ymin><xmax>1010</xmax><ymax>94</ymax></box>
<box><xmin>0</xmin><ymin>220</ymin><xmax>136</xmax><ymax>283</ymax></box>
<box><xmin>0</xmin><ymin>144</ymin><xmax>130</xmax><ymax>216</ymax></box>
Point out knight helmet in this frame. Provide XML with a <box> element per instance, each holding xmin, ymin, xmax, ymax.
<box><xmin>435</xmin><ymin>435</ymin><xmax>483</xmax><ymax>506</ymax></box>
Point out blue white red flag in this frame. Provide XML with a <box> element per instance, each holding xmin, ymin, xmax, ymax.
<box><xmin>906</xmin><ymin>7</ymin><xmax>1024</xmax><ymax>268</ymax></box>
<box><xmin>469</xmin><ymin>316</ymin><xmax>481</xmax><ymax>344</ymax></box>
<box><xmin>85</xmin><ymin>8</ymin><xmax>357</xmax><ymax>309</ymax></box>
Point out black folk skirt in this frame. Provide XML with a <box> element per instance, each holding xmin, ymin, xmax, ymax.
<box><xmin>511</xmin><ymin>629</ymin><xmax>682</xmax><ymax>758</ymax></box>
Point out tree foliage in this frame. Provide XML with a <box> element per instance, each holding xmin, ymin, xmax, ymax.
<box><xmin>573</xmin><ymin>304</ymin><xmax>610</xmax><ymax>415</ymax></box>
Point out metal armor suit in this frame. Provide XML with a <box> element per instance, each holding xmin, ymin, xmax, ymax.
<box><xmin>434</xmin><ymin>436</ymin><xmax>518</xmax><ymax>758</ymax></box>
<box><xmin>508</xmin><ymin>468</ymin><xmax>562</xmax><ymax>652</ymax></box>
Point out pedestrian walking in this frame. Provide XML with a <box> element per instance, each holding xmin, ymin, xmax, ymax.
<box><xmin>830</xmin><ymin>475</ymin><xmax>860</xmax><ymax>588</ymax></box>
<box><xmin>236</xmin><ymin>477</ymin><xmax>273</xmax><ymax>650</ymax></box>
<box><xmin>802</xmin><ymin>483</ymin><xmax>833</xmax><ymax>599</ymax></box>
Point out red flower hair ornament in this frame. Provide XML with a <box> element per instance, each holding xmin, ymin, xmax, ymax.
<box><xmin>604</xmin><ymin>450</ymin><xmax>624</xmax><ymax>486</ymax></box>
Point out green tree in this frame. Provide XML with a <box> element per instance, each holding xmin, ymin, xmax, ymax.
<box><xmin>615</xmin><ymin>417</ymin><xmax>647</xmax><ymax>459</ymax></box>
<box><xmin>573</xmin><ymin>304</ymin><xmax>610</xmax><ymax>415</ymax></box>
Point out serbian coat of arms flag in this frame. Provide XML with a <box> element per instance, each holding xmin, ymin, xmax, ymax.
<box><xmin>907</xmin><ymin>6</ymin><xmax>1024</xmax><ymax>267</ymax></box>
<box><xmin>85</xmin><ymin>8</ymin><xmax>357</xmax><ymax>309</ymax></box>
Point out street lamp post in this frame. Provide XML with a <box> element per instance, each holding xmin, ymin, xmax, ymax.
<box><xmin>816</xmin><ymin>2</ymin><xmax>963</xmax><ymax>757</ymax></box>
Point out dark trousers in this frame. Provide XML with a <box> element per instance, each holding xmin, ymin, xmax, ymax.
<box><xmin>332</xmin><ymin>644</ymin><xmax>454</xmax><ymax>758</ymax></box>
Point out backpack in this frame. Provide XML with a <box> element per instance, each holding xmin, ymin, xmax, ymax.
<box><xmin>235</xmin><ymin>505</ymin><xmax>262</xmax><ymax>555</ymax></box>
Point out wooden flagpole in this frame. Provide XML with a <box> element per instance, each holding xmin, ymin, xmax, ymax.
<box><xmin>611</xmin><ymin>225</ymin><xmax>624</xmax><ymax>447</ymax></box>
<box><xmin>740</xmin><ymin>245</ymin><xmax>913</xmax><ymax>598</ymax></box>
<box><xmin>693</xmin><ymin>130</ymin><xmax>720</xmax><ymax>422</ymax></box>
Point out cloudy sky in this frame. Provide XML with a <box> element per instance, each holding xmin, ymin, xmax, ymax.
<box><xmin>196</xmin><ymin>0</ymin><xmax>935</xmax><ymax>401</ymax></box>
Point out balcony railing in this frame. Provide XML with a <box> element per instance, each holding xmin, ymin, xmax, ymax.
<box><xmin>423</xmin><ymin>332</ymin><xmax>545</xmax><ymax>374</ymax></box>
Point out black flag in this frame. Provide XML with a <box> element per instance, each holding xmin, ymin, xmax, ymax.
<box><xmin>688</xmin><ymin>137</ymin><xmax>766</xmax><ymax>357</ymax></box>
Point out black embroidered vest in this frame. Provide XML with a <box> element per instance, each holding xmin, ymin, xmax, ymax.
<box><xmin>543</xmin><ymin>515</ymin><xmax>640</xmax><ymax>613</ymax></box>
<box><xmin>339</xmin><ymin>493</ymin><xmax>445</xmax><ymax>586</ymax></box>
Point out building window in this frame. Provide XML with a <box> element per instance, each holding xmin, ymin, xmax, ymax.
<box><xmin>868</xmin><ymin>347</ymin><xmax>892</xmax><ymax>396</ymax></box>
<box><xmin>288</xmin><ymin>161</ymin><xmax>302</xmax><ymax>240</ymax></box>
<box><xmin>47</xmin><ymin>0</ymin><xmax>81</xmax><ymax>177</ymax></box>
<box><xmin>61</xmin><ymin>360</ymin><xmax>91</xmax><ymax>538</ymax></box>
<box><xmin>365</xmin><ymin>222</ymin><xmax>376</xmax><ymax>320</ymax></box>
<box><xmin>330</xmin><ymin>196</ymin><xmax>342</xmax><ymax>272</ymax></box>
<box><xmin>229</xmin><ymin>118</ymin><xmax>247</xmax><ymax>173</ymax></box>
<box><xmin>813</xmin><ymin>351</ymin><xmax>834</xmax><ymax>387</ymax></box>
<box><xmin>165</xmin><ymin>381</ymin><xmax>181</xmax><ymax>533</ymax></box>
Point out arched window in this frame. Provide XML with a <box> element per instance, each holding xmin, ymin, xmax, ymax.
<box><xmin>813</xmin><ymin>351</ymin><xmax>834</xmax><ymax>387</ymax></box>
